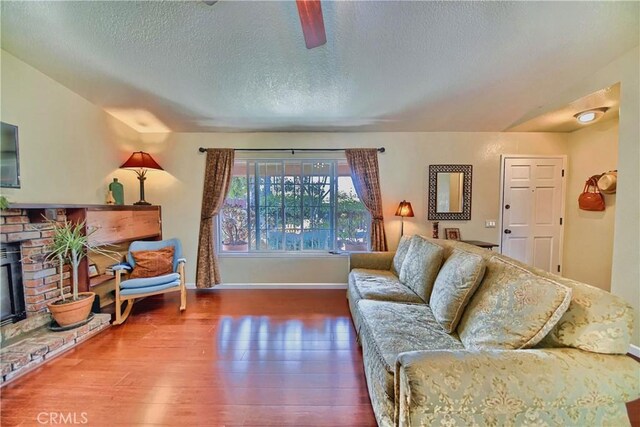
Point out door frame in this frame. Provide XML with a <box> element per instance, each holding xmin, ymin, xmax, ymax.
<box><xmin>498</xmin><ymin>154</ymin><xmax>568</xmax><ymax>275</ymax></box>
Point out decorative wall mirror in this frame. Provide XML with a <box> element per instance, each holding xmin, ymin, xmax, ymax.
<box><xmin>428</xmin><ymin>164</ymin><xmax>472</xmax><ymax>221</ymax></box>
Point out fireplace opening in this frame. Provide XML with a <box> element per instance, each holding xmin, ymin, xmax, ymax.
<box><xmin>0</xmin><ymin>244</ymin><xmax>26</xmax><ymax>325</ymax></box>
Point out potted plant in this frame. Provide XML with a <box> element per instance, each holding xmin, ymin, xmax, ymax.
<box><xmin>221</xmin><ymin>203</ymin><xmax>249</xmax><ymax>251</ymax></box>
<box><xmin>45</xmin><ymin>220</ymin><xmax>115</xmax><ymax>327</ymax></box>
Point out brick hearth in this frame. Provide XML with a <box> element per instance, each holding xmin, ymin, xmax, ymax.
<box><xmin>0</xmin><ymin>312</ymin><xmax>110</xmax><ymax>384</ymax></box>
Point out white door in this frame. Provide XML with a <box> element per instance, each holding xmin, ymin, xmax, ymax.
<box><xmin>501</xmin><ymin>157</ymin><xmax>565</xmax><ymax>274</ymax></box>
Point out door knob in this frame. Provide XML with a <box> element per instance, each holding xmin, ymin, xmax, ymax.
<box><xmin>504</xmin><ymin>229</ymin><xmax>512</xmax><ymax>234</ymax></box>
<box><xmin>505</xmin><ymin>204</ymin><xmax>510</xmax><ymax>209</ymax></box>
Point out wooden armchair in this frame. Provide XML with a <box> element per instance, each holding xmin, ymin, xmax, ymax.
<box><xmin>113</xmin><ymin>238</ymin><xmax>186</xmax><ymax>325</ymax></box>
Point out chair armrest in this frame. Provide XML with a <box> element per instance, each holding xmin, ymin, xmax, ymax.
<box><xmin>177</xmin><ymin>258</ymin><xmax>186</xmax><ymax>264</ymax></box>
<box><xmin>395</xmin><ymin>348</ymin><xmax>640</xmax><ymax>426</ymax></box>
<box><xmin>349</xmin><ymin>252</ymin><xmax>395</xmax><ymax>271</ymax></box>
<box><xmin>112</xmin><ymin>263</ymin><xmax>132</xmax><ymax>271</ymax></box>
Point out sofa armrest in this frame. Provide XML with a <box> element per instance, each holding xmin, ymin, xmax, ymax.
<box><xmin>349</xmin><ymin>252</ymin><xmax>395</xmax><ymax>271</ymax></box>
<box><xmin>395</xmin><ymin>348</ymin><xmax>640</xmax><ymax>426</ymax></box>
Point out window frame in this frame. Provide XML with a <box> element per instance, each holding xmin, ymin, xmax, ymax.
<box><xmin>217</xmin><ymin>158</ymin><xmax>371</xmax><ymax>256</ymax></box>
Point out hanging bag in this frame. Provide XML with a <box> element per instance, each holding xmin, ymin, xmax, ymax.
<box><xmin>578</xmin><ymin>176</ymin><xmax>605</xmax><ymax>211</ymax></box>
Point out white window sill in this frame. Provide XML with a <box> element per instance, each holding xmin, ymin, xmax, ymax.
<box><xmin>219</xmin><ymin>251</ymin><xmax>356</xmax><ymax>259</ymax></box>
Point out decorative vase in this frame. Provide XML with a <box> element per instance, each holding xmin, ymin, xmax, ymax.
<box><xmin>47</xmin><ymin>292</ymin><xmax>96</xmax><ymax>328</ymax></box>
<box><xmin>106</xmin><ymin>190</ymin><xmax>115</xmax><ymax>205</ymax></box>
<box><xmin>432</xmin><ymin>222</ymin><xmax>439</xmax><ymax>239</ymax></box>
<box><xmin>109</xmin><ymin>178</ymin><xmax>124</xmax><ymax>205</ymax></box>
<box><xmin>222</xmin><ymin>242</ymin><xmax>249</xmax><ymax>252</ymax></box>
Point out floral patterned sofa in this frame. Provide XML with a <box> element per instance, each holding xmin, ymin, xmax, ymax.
<box><xmin>348</xmin><ymin>236</ymin><xmax>639</xmax><ymax>427</ymax></box>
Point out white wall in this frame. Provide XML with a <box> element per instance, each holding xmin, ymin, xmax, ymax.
<box><xmin>0</xmin><ymin>50</ymin><xmax>139</xmax><ymax>204</ymax></box>
<box><xmin>527</xmin><ymin>46</ymin><xmax>639</xmax><ymax>345</ymax></box>
<box><xmin>138</xmin><ymin>132</ymin><xmax>568</xmax><ymax>284</ymax></box>
<box><xmin>563</xmin><ymin>119</ymin><xmax>618</xmax><ymax>291</ymax></box>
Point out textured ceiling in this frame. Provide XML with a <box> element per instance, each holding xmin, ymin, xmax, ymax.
<box><xmin>508</xmin><ymin>84</ymin><xmax>620</xmax><ymax>133</ymax></box>
<box><xmin>1</xmin><ymin>1</ymin><xmax>638</xmax><ymax>132</ymax></box>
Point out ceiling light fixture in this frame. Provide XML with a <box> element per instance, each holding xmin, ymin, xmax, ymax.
<box><xmin>574</xmin><ymin>107</ymin><xmax>609</xmax><ymax>124</ymax></box>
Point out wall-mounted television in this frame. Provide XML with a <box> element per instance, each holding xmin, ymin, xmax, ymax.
<box><xmin>1</xmin><ymin>122</ymin><xmax>21</xmax><ymax>188</ymax></box>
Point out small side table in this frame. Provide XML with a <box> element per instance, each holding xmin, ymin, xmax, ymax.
<box><xmin>461</xmin><ymin>240</ymin><xmax>499</xmax><ymax>250</ymax></box>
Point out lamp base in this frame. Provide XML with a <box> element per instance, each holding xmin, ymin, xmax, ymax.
<box><xmin>133</xmin><ymin>201</ymin><xmax>151</xmax><ymax>206</ymax></box>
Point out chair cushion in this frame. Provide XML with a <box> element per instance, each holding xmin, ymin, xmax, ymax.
<box><xmin>129</xmin><ymin>247</ymin><xmax>175</xmax><ymax>279</ymax></box>
<box><xmin>349</xmin><ymin>269</ymin><xmax>423</xmax><ymax>304</ymax></box>
<box><xmin>128</xmin><ymin>238</ymin><xmax>183</xmax><ymax>272</ymax></box>
<box><xmin>398</xmin><ymin>235</ymin><xmax>444</xmax><ymax>302</ymax></box>
<box><xmin>120</xmin><ymin>280</ymin><xmax>181</xmax><ymax>296</ymax></box>
<box><xmin>121</xmin><ymin>273</ymin><xmax>181</xmax><ymax>289</ymax></box>
<box><xmin>358</xmin><ymin>300</ymin><xmax>464</xmax><ymax>399</ymax></box>
<box><xmin>430</xmin><ymin>249</ymin><xmax>486</xmax><ymax>333</ymax></box>
<box><xmin>458</xmin><ymin>257</ymin><xmax>572</xmax><ymax>350</ymax></box>
<box><xmin>390</xmin><ymin>235</ymin><xmax>413</xmax><ymax>276</ymax></box>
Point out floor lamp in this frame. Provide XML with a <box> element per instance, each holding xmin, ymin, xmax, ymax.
<box><xmin>395</xmin><ymin>200</ymin><xmax>414</xmax><ymax>236</ymax></box>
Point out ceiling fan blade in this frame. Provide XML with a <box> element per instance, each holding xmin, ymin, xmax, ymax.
<box><xmin>296</xmin><ymin>0</ymin><xmax>327</xmax><ymax>49</ymax></box>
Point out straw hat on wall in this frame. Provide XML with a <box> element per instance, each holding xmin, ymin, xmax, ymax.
<box><xmin>597</xmin><ymin>171</ymin><xmax>617</xmax><ymax>194</ymax></box>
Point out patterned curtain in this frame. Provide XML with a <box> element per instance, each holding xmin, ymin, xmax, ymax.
<box><xmin>345</xmin><ymin>149</ymin><xmax>388</xmax><ymax>251</ymax></box>
<box><xmin>196</xmin><ymin>149</ymin><xmax>235</xmax><ymax>287</ymax></box>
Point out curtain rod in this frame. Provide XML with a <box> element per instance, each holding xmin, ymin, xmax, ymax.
<box><xmin>198</xmin><ymin>147</ymin><xmax>385</xmax><ymax>154</ymax></box>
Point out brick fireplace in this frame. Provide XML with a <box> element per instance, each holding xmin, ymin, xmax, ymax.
<box><xmin>0</xmin><ymin>208</ymin><xmax>71</xmax><ymax>318</ymax></box>
<box><xmin>0</xmin><ymin>207</ymin><xmax>111</xmax><ymax>384</ymax></box>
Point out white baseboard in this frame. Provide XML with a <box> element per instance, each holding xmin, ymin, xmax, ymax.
<box><xmin>629</xmin><ymin>344</ymin><xmax>640</xmax><ymax>358</ymax></box>
<box><xmin>185</xmin><ymin>282</ymin><xmax>347</xmax><ymax>290</ymax></box>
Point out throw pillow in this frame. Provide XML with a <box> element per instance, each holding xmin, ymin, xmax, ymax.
<box><xmin>391</xmin><ymin>235</ymin><xmax>413</xmax><ymax>276</ymax></box>
<box><xmin>457</xmin><ymin>256</ymin><xmax>572</xmax><ymax>350</ymax></box>
<box><xmin>398</xmin><ymin>235</ymin><xmax>444</xmax><ymax>302</ymax></box>
<box><xmin>430</xmin><ymin>249</ymin><xmax>486</xmax><ymax>333</ymax></box>
<box><xmin>129</xmin><ymin>247</ymin><xmax>175</xmax><ymax>279</ymax></box>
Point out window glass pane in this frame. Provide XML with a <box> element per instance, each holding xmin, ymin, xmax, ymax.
<box><xmin>220</xmin><ymin>176</ymin><xmax>249</xmax><ymax>252</ymax></box>
<box><xmin>337</xmin><ymin>162</ymin><xmax>370</xmax><ymax>252</ymax></box>
<box><xmin>220</xmin><ymin>158</ymin><xmax>370</xmax><ymax>253</ymax></box>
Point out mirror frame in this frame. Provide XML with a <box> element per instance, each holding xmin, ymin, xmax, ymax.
<box><xmin>428</xmin><ymin>164</ymin><xmax>472</xmax><ymax>221</ymax></box>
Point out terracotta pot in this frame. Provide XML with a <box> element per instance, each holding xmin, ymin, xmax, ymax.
<box><xmin>47</xmin><ymin>292</ymin><xmax>95</xmax><ymax>327</ymax></box>
<box><xmin>344</xmin><ymin>243</ymin><xmax>368</xmax><ymax>252</ymax></box>
<box><xmin>222</xmin><ymin>242</ymin><xmax>248</xmax><ymax>252</ymax></box>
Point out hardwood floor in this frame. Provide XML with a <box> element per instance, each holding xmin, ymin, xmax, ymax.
<box><xmin>1</xmin><ymin>290</ymin><xmax>376</xmax><ymax>426</ymax></box>
<box><xmin>1</xmin><ymin>289</ymin><xmax>638</xmax><ymax>426</ymax></box>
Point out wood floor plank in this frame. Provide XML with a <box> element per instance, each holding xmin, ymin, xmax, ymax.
<box><xmin>0</xmin><ymin>290</ymin><xmax>377</xmax><ymax>426</ymax></box>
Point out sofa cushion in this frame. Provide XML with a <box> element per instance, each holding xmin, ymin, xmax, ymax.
<box><xmin>458</xmin><ymin>257</ymin><xmax>572</xmax><ymax>350</ymax></box>
<box><xmin>538</xmin><ymin>278</ymin><xmax>636</xmax><ymax>354</ymax></box>
<box><xmin>430</xmin><ymin>249</ymin><xmax>486</xmax><ymax>333</ymax></box>
<box><xmin>358</xmin><ymin>300</ymin><xmax>464</xmax><ymax>399</ymax></box>
<box><xmin>391</xmin><ymin>235</ymin><xmax>413</xmax><ymax>276</ymax></box>
<box><xmin>399</xmin><ymin>235</ymin><xmax>444</xmax><ymax>302</ymax></box>
<box><xmin>349</xmin><ymin>269</ymin><xmax>423</xmax><ymax>304</ymax></box>
<box><xmin>428</xmin><ymin>238</ymin><xmax>635</xmax><ymax>354</ymax></box>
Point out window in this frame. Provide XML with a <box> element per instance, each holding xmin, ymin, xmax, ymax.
<box><xmin>219</xmin><ymin>159</ymin><xmax>370</xmax><ymax>253</ymax></box>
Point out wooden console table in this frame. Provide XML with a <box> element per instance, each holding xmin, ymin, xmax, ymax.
<box><xmin>461</xmin><ymin>240</ymin><xmax>499</xmax><ymax>250</ymax></box>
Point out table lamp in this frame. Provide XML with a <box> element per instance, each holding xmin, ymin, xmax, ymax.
<box><xmin>120</xmin><ymin>151</ymin><xmax>163</xmax><ymax>205</ymax></box>
<box><xmin>395</xmin><ymin>200</ymin><xmax>414</xmax><ymax>236</ymax></box>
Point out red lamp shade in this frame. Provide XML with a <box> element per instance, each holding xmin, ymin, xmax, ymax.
<box><xmin>120</xmin><ymin>151</ymin><xmax>163</xmax><ymax>171</ymax></box>
<box><xmin>395</xmin><ymin>200</ymin><xmax>414</xmax><ymax>217</ymax></box>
